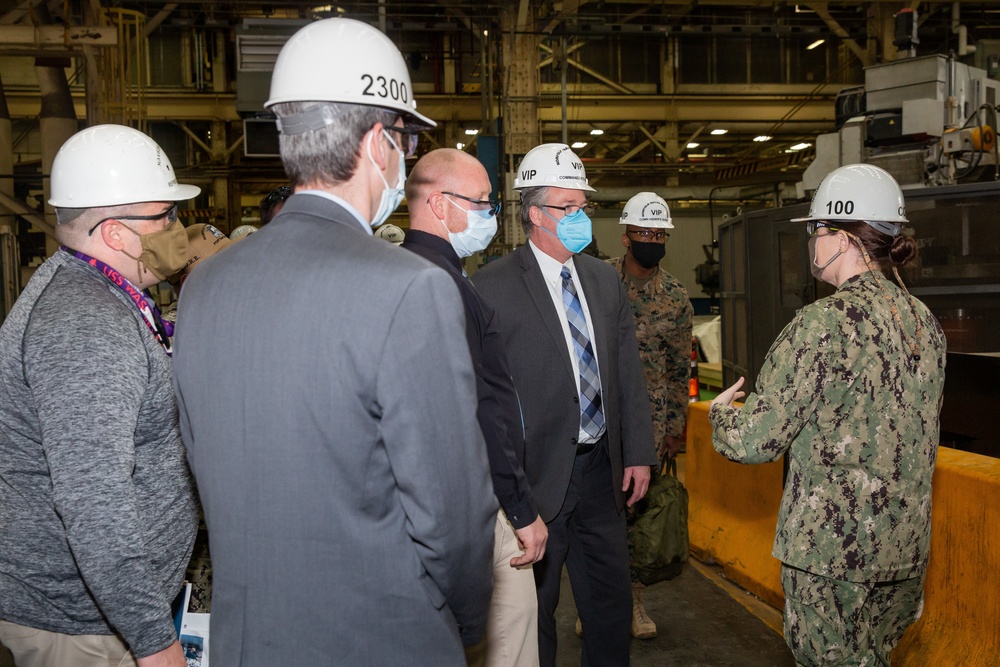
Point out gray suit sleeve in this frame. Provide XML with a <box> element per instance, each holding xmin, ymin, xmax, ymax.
<box><xmin>376</xmin><ymin>267</ymin><xmax>497</xmax><ymax>645</ymax></box>
<box><xmin>613</xmin><ymin>278</ymin><xmax>659</xmax><ymax>468</ymax></box>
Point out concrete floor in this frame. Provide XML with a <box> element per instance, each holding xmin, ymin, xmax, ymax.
<box><xmin>554</xmin><ymin>561</ymin><xmax>795</xmax><ymax>667</ymax></box>
<box><xmin>1</xmin><ymin>452</ymin><xmax>792</xmax><ymax>666</ymax></box>
<box><xmin>0</xmin><ymin>560</ymin><xmax>793</xmax><ymax>667</ymax></box>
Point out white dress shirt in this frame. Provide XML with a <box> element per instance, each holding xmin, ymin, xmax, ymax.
<box><xmin>297</xmin><ymin>190</ymin><xmax>373</xmax><ymax>234</ymax></box>
<box><xmin>528</xmin><ymin>240</ymin><xmax>605</xmax><ymax>444</ymax></box>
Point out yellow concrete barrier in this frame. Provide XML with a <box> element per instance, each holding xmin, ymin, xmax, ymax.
<box><xmin>685</xmin><ymin>401</ymin><xmax>784</xmax><ymax>609</ymax></box>
<box><xmin>892</xmin><ymin>447</ymin><xmax>1000</xmax><ymax>665</ymax></box>
<box><xmin>686</xmin><ymin>401</ymin><xmax>1000</xmax><ymax>664</ymax></box>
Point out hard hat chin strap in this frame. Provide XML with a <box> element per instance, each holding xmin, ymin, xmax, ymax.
<box><xmin>844</xmin><ymin>230</ymin><xmax>922</xmax><ymax>360</ymax></box>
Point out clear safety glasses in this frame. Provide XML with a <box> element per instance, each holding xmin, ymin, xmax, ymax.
<box><xmin>88</xmin><ymin>204</ymin><xmax>179</xmax><ymax>236</ymax></box>
<box><xmin>806</xmin><ymin>221</ymin><xmax>840</xmax><ymax>236</ymax></box>
<box><xmin>386</xmin><ymin>126</ymin><xmax>420</xmax><ymax>158</ymax></box>
<box><xmin>442</xmin><ymin>192</ymin><xmax>502</xmax><ymax>217</ymax></box>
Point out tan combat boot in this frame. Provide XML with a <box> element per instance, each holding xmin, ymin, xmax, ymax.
<box><xmin>631</xmin><ymin>583</ymin><xmax>657</xmax><ymax>639</ymax></box>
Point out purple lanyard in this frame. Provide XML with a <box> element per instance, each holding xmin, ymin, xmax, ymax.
<box><xmin>63</xmin><ymin>248</ymin><xmax>174</xmax><ymax>356</ymax></box>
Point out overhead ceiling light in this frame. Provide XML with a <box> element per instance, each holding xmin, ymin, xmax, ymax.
<box><xmin>687</xmin><ymin>142</ymin><xmax>700</xmax><ymax>149</ymax></box>
<box><xmin>806</xmin><ymin>39</ymin><xmax>825</xmax><ymax>50</ymax></box>
<box><xmin>590</xmin><ymin>129</ymin><xmax>604</xmax><ymax>136</ymax></box>
<box><xmin>710</xmin><ymin>129</ymin><xmax>728</xmax><ymax>136</ymax></box>
<box><xmin>753</xmin><ymin>135</ymin><xmax>772</xmax><ymax>142</ymax></box>
<box><xmin>456</xmin><ymin>142</ymin><xmax>465</xmax><ymax>150</ymax></box>
<box><xmin>572</xmin><ymin>141</ymin><xmax>587</xmax><ymax>149</ymax></box>
<box><xmin>464</xmin><ymin>128</ymin><xmax>479</xmax><ymax>136</ymax></box>
<box><xmin>310</xmin><ymin>4</ymin><xmax>346</xmax><ymax>15</ymax></box>
<box><xmin>789</xmin><ymin>142</ymin><xmax>812</xmax><ymax>151</ymax></box>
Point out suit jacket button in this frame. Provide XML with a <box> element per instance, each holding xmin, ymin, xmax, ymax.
<box><xmin>572</xmin><ymin>396</ymin><xmax>579</xmax><ymax>404</ymax></box>
<box><xmin>571</xmin><ymin>437</ymin><xmax>577</xmax><ymax>445</ymax></box>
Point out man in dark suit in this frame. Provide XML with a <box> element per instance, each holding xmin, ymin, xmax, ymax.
<box><xmin>403</xmin><ymin>148</ymin><xmax>548</xmax><ymax>667</ymax></box>
<box><xmin>472</xmin><ymin>144</ymin><xmax>658</xmax><ymax>667</ymax></box>
<box><xmin>172</xmin><ymin>19</ymin><xmax>496</xmax><ymax>667</ymax></box>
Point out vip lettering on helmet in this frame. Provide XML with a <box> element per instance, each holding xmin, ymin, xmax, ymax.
<box><xmin>360</xmin><ymin>74</ymin><xmax>409</xmax><ymax>103</ymax></box>
<box><xmin>521</xmin><ymin>169</ymin><xmax>537</xmax><ymax>181</ymax></box>
<box><xmin>571</xmin><ymin>161</ymin><xmax>583</xmax><ymax>170</ymax></box>
<box><xmin>642</xmin><ymin>202</ymin><xmax>665</xmax><ymax>219</ymax></box>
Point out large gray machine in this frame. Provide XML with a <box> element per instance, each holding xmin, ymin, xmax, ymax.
<box><xmin>800</xmin><ymin>52</ymin><xmax>1000</xmax><ymax>194</ymax></box>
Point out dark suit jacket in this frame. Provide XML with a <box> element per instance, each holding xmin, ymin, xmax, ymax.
<box><xmin>401</xmin><ymin>230</ymin><xmax>537</xmax><ymax>528</ymax></box>
<box><xmin>172</xmin><ymin>194</ymin><xmax>497</xmax><ymax>667</ymax></box>
<box><xmin>472</xmin><ymin>244</ymin><xmax>657</xmax><ymax>522</ymax></box>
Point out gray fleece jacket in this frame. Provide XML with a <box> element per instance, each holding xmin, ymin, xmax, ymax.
<box><xmin>0</xmin><ymin>250</ymin><xmax>198</xmax><ymax>658</ymax></box>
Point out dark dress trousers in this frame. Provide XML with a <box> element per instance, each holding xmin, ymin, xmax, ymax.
<box><xmin>473</xmin><ymin>244</ymin><xmax>656</xmax><ymax>667</ymax></box>
<box><xmin>173</xmin><ymin>194</ymin><xmax>497</xmax><ymax>667</ymax></box>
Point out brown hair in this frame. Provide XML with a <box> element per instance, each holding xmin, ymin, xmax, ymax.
<box><xmin>834</xmin><ymin>220</ymin><xmax>917</xmax><ymax>268</ymax></box>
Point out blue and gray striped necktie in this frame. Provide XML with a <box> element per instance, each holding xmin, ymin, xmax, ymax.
<box><xmin>560</xmin><ymin>267</ymin><xmax>605</xmax><ymax>439</ymax></box>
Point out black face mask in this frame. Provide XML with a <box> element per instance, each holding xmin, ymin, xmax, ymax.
<box><xmin>629</xmin><ymin>240</ymin><xmax>666</xmax><ymax>269</ymax></box>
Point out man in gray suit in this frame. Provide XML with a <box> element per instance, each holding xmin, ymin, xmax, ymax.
<box><xmin>172</xmin><ymin>18</ymin><xmax>496</xmax><ymax>667</ymax></box>
<box><xmin>472</xmin><ymin>144</ymin><xmax>658</xmax><ymax>667</ymax></box>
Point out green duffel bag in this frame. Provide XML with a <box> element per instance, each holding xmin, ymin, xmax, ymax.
<box><xmin>632</xmin><ymin>459</ymin><xmax>689</xmax><ymax>585</ymax></box>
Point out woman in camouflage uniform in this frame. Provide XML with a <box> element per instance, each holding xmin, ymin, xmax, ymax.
<box><xmin>709</xmin><ymin>164</ymin><xmax>946</xmax><ymax>666</ymax></box>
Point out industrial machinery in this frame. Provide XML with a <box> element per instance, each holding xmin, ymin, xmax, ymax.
<box><xmin>801</xmin><ymin>52</ymin><xmax>1000</xmax><ymax>194</ymax></box>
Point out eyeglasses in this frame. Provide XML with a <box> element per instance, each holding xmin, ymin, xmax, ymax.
<box><xmin>627</xmin><ymin>230</ymin><xmax>669</xmax><ymax>241</ymax></box>
<box><xmin>87</xmin><ymin>204</ymin><xmax>178</xmax><ymax>236</ymax></box>
<box><xmin>441</xmin><ymin>192</ymin><xmax>502</xmax><ymax>217</ymax></box>
<box><xmin>540</xmin><ymin>203</ymin><xmax>596</xmax><ymax>217</ymax></box>
<box><xmin>806</xmin><ymin>221</ymin><xmax>840</xmax><ymax>236</ymax></box>
<box><xmin>385</xmin><ymin>125</ymin><xmax>420</xmax><ymax>158</ymax></box>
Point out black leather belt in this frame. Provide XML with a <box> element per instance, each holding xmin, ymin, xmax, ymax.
<box><xmin>576</xmin><ymin>432</ymin><xmax>607</xmax><ymax>455</ymax></box>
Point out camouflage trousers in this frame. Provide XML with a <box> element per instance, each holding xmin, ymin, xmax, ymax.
<box><xmin>781</xmin><ymin>564</ymin><xmax>924</xmax><ymax>667</ymax></box>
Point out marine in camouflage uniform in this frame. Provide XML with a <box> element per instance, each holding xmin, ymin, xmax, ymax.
<box><xmin>710</xmin><ymin>268</ymin><xmax>946</xmax><ymax>665</ymax></box>
<box><xmin>608</xmin><ymin>256</ymin><xmax>693</xmax><ymax>455</ymax></box>
<box><xmin>608</xmin><ymin>201</ymin><xmax>694</xmax><ymax>640</ymax></box>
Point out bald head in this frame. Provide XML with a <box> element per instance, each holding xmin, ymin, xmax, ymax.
<box><xmin>407</xmin><ymin>149</ymin><xmax>491</xmax><ymax>235</ymax></box>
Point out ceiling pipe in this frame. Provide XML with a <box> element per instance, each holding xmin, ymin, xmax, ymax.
<box><xmin>952</xmin><ymin>2</ymin><xmax>977</xmax><ymax>57</ymax></box>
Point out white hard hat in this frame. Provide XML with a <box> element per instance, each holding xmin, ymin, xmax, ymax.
<box><xmin>791</xmin><ymin>163</ymin><xmax>906</xmax><ymax>236</ymax></box>
<box><xmin>619</xmin><ymin>192</ymin><xmax>672</xmax><ymax>229</ymax></box>
<box><xmin>229</xmin><ymin>224</ymin><xmax>259</xmax><ymax>241</ymax></box>
<box><xmin>514</xmin><ymin>143</ymin><xmax>595</xmax><ymax>192</ymax></box>
<box><xmin>374</xmin><ymin>223</ymin><xmax>405</xmax><ymax>245</ymax></box>
<box><xmin>48</xmin><ymin>124</ymin><xmax>200</xmax><ymax>208</ymax></box>
<box><xmin>265</xmin><ymin>18</ymin><xmax>435</xmax><ymax>130</ymax></box>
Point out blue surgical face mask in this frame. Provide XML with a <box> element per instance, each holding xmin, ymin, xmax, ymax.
<box><xmin>442</xmin><ymin>196</ymin><xmax>498</xmax><ymax>258</ymax></box>
<box><xmin>539</xmin><ymin>207</ymin><xmax>592</xmax><ymax>254</ymax></box>
<box><xmin>367</xmin><ymin>129</ymin><xmax>406</xmax><ymax>228</ymax></box>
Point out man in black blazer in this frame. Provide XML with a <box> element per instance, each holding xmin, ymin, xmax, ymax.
<box><xmin>403</xmin><ymin>148</ymin><xmax>548</xmax><ymax>667</ymax></box>
<box><xmin>472</xmin><ymin>144</ymin><xmax>657</xmax><ymax>667</ymax></box>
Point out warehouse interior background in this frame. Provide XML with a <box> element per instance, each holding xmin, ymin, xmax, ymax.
<box><xmin>0</xmin><ymin>0</ymin><xmax>998</xmax><ymax>456</ymax></box>
<box><xmin>1</xmin><ymin>3</ymin><xmax>999</xmax><ymax>665</ymax></box>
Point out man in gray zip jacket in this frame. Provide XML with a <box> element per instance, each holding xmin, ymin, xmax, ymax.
<box><xmin>0</xmin><ymin>125</ymin><xmax>200</xmax><ymax>667</ymax></box>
